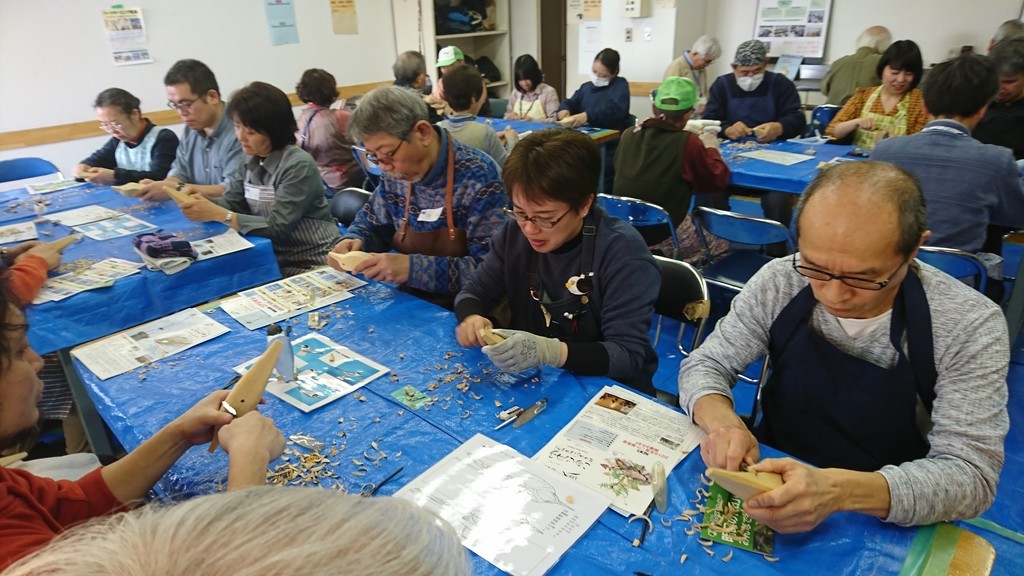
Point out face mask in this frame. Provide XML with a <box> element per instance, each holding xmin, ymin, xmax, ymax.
<box><xmin>736</xmin><ymin>73</ymin><xmax>764</xmax><ymax>92</ymax></box>
<box><xmin>592</xmin><ymin>75</ymin><xmax>611</xmax><ymax>88</ymax></box>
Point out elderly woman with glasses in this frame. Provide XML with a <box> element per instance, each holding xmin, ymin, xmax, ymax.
<box><xmin>177</xmin><ymin>81</ymin><xmax>339</xmax><ymax>276</ymax></box>
<box><xmin>74</xmin><ymin>88</ymin><xmax>179</xmax><ymax>186</ymax></box>
<box><xmin>327</xmin><ymin>85</ymin><xmax>506</xmax><ymax>307</ymax></box>
<box><xmin>454</xmin><ymin>129</ymin><xmax>660</xmax><ymax>395</ymax></box>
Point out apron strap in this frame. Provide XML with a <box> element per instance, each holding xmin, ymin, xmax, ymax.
<box><xmin>400</xmin><ymin>132</ymin><xmax>457</xmax><ymax>242</ymax></box>
<box><xmin>300</xmin><ymin>107</ymin><xmax>321</xmax><ymax>151</ymax></box>
<box><xmin>893</xmin><ymin>268</ymin><xmax>937</xmax><ymax>412</ymax></box>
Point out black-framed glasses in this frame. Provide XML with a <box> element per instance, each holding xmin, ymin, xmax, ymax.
<box><xmin>504</xmin><ymin>207</ymin><xmax>573</xmax><ymax>229</ymax></box>
<box><xmin>166</xmin><ymin>96</ymin><xmax>204</xmax><ymax>113</ymax></box>
<box><xmin>355</xmin><ymin>138</ymin><xmax>406</xmax><ymax>167</ymax></box>
<box><xmin>791</xmin><ymin>254</ymin><xmax>909</xmax><ymax>291</ymax></box>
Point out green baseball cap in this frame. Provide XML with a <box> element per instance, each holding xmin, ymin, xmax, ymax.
<box><xmin>653</xmin><ymin>76</ymin><xmax>697</xmax><ymax>111</ymax></box>
<box><xmin>436</xmin><ymin>46</ymin><xmax>465</xmax><ymax>67</ymax></box>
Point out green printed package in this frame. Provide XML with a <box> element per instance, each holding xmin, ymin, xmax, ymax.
<box><xmin>700</xmin><ymin>482</ymin><xmax>775</xmax><ymax>555</ymax></box>
<box><xmin>391</xmin><ymin>385</ymin><xmax>432</xmax><ymax>409</ymax></box>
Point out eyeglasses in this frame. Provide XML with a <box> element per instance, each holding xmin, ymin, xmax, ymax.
<box><xmin>791</xmin><ymin>254</ymin><xmax>909</xmax><ymax>291</ymax></box>
<box><xmin>504</xmin><ymin>207</ymin><xmax>573</xmax><ymax>229</ymax></box>
<box><xmin>166</xmin><ymin>97</ymin><xmax>204</xmax><ymax>113</ymax></box>
<box><xmin>98</xmin><ymin>122</ymin><xmax>124</xmax><ymax>132</ymax></box>
<box><xmin>355</xmin><ymin>139</ymin><xmax>406</xmax><ymax>168</ymax></box>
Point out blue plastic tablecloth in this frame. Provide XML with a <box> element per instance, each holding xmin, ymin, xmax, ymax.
<box><xmin>7</xmin><ymin>185</ymin><xmax>281</xmax><ymax>354</ymax></box>
<box><xmin>66</xmin><ymin>280</ymin><xmax>1024</xmax><ymax>575</ymax></box>
<box><xmin>720</xmin><ymin>140</ymin><xmax>859</xmax><ymax>194</ymax></box>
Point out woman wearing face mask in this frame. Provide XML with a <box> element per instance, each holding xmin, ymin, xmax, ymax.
<box><xmin>825</xmin><ymin>40</ymin><xmax>926</xmax><ymax>150</ymax></box>
<box><xmin>74</xmin><ymin>88</ymin><xmax>179</xmax><ymax>185</ymax></box>
<box><xmin>505</xmin><ymin>55</ymin><xmax>560</xmax><ymax>122</ymax></box>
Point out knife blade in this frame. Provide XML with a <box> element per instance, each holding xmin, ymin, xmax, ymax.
<box><xmin>512</xmin><ymin>398</ymin><xmax>547</xmax><ymax>428</ymax></box>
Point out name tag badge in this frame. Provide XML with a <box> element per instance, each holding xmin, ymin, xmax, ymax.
<box><xmin>244</xmin><ymin>183</ymin><xmax>275</xmax><ymax>202</ymax></box>
<box><xmin>417</xmin><ymin>207</ymin><xmax>444</xmax><ymax>222</ymax></box>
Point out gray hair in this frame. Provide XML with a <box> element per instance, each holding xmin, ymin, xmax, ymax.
<box><xmin>393</xmin><ymin>50</ymin><xmax>427</xmax><ymax>85</ymax></box>
<box><xmin>348</xmin><ymin>85</ymin><xmax>429</xmax><ymax>142</ymax></box>
<box><xmin>856</xmin><ymin>26</ymin><xmax>892</xmax><ymax>52</ymax></box>
<box><xmin>993</xmin><ymin>19</ymin><xmax>1024</xmax><ymax>46</ymax></box>
<box><xmin>991</xmin><ymin>37</ymin><xmax>1024</xmax><ymax>76</ymax></box>
<box><xmin>4</xmin><ymin>487</ymin><xmax>471</xmax><ymax>576</ymax></box>
<box><xmin>796</xmin><ymin>161</ymin><xmax>927</xmax><ymax>257</ymax></box>
<box><xmin>691</xmin><ymin>35</ymin><xmax>722</xmax><ymax>60</ymax></box>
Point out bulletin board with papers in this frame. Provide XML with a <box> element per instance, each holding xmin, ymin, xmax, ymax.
<box><xmin>754</xmin><ymin>0</ymin><xmax>832</xmax><ymax>58</ymax></box>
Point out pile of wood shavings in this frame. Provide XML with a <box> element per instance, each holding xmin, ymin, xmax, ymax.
<box><xmin>55</xmin><ymin>258</ymin><xmax>99</xmax><ymax>274</ymax></box>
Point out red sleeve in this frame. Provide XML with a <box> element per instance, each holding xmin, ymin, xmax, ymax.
<box><xmin>0</xmin><ymin>467</ymin><xmax>121</xmax><ymax>569</ymax></box>
<box><xmin>4</xmin><ymin>254</ymin><xmax>49</xmax><ymax>307</ymax></box>
<box><xmin>680</xmin><ymin>134</ymin><xmax>731</xmax><ymax>194</ymax></box>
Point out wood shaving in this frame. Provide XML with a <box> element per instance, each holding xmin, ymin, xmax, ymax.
<box><xmin>722</xmin><ymin>550</ymin><xmax>734</xmax><ymax>563</ymax></box>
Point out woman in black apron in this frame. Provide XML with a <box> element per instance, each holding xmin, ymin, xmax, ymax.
<box><xmin>454</xmin><ymin>129</ymin><xmax>660</xmax><ymax>395</ymax></box>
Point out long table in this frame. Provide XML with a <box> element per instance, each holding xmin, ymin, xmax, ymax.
<box><xmin>720</xmin><ymin>139</ymin><xmax>858</xmax><ymax>194</ymax></box>
<box><xmin>68</xmin><ymin>279</ymin><xmax>1024</xmax><ymax>575</ymax></box>
<box><xmin>0</xmin><ymin>183</ymin><xmax>281</xmax><ymax>354</ymax></box>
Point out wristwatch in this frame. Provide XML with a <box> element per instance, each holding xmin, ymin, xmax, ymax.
<box><xmin>223</xmin><ymin>211</ymin><xmax>234</xmax><ymax>224</ymax></box>
<box><xmin>175</xmin><ymin>182</ymin><xmax>186</xmax><ymax>191</ymax></box>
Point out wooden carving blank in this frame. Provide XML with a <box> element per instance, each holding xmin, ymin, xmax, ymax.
<box><xmin>111</xmin><ymin>182</ymin><xmax>145</xmax><ymax>197</ymax></box>
<box><xmin>706</xmin><ymin>468</ymin><xmax>783</xmax><ymax>501</ymax></box>
<box><xmin>328</xmin><ymin>250</ymin><xmax>372</xmax><ymax>271</ymax></box>
<box><xmin>49</xmin><ymin>234</ymin><xmax>80</xmax><ymax>252</ymax></box>
<box><xmin>478</xmin><ymin>327</ymin><xmax>505</xmax><ymax>346</ymax></box>
<box><xmin>208</xmin><ymin>339</ymin><xmax>283</xmax><ymax>453</ymax></box>
<box><xmin>163</xmin><ymin>185</ymin><xmax>193</xmax><ymax>206</ymax></box>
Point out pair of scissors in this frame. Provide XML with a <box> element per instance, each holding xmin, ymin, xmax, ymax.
<box><xmin>360</xmin><ymin>466</ymin><xmax>404</xmax><ymax>497</ymax></box>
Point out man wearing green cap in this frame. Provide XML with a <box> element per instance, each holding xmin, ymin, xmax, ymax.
<box><xmin>613</xmin><ymin>76</ymin><xmax>729</xmax><ymax>253</ymax></box>
<box><xmin>428</xmin><ymin>45</ymin><xmax>490</xmax><ymax>117</ymax></box>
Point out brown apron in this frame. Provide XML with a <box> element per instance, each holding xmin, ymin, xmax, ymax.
<box><xmin>391</xmin><ymin>137</ymin><xmax>468</xmax><ymax>258</ymax></box>
<box><xmin>391</xmin><ymin>136</ymin><xmax>469</xmax><ymax>308</ymax></box>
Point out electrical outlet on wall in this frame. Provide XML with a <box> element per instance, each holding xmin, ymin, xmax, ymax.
<box><xmin>625</xmin><ymin>27</ymin><xmax>633</xmax><ymax>42</ymax></box>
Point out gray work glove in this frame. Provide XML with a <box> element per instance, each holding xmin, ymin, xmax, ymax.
<box><xmin>483</xmin><ymin>329</ymin><xmax>562</xmax><ymax>373</ymax></box>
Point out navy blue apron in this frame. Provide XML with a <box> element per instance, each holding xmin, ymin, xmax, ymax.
<box><xmin>728</xmin><ymin>80</ymin><xmax>776</xmax><ymax>129</ymax></box>
<box><xmin>754</xmin><ymin>270</ymin><xmax>936</xmax><ymax>471</ymax></box>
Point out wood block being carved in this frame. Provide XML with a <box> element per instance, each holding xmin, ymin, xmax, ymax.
<box><xmin>706</xmin><ymin>468</ymin><xmax>783</xmax><ymax>501</ymax></box>
<box><xmin>208</xmin><ymin>339</ymin><xmax>283</xmax><ymax>453</ymax></box>
<box><xmin>328</xmin><ymin>250</ymin><xmax>372</xmax><ymax>271</ymax></box>
<box><xmin>478</xmin><ymin>327</ymin><xmax>505</xmax><ymax>346</ymax></box>
<box><xmin>49</xmin><ymin>234</ymin><xmax>81</xmax><ymax>252</ymax></box>
<box><xmin>111</xmin><ymin>182</ymin><xmax>145</xmax><ymax>197</ymax></box>
<box><xmin>163</xmin><ymin>186</ymin><xmax>193</xmax><ymax>206</ymax></box>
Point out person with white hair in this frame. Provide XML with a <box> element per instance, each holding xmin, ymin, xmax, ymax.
<box><xmin>822</xmin><ymin>26</ymin><xmax>892</xmax><ymax>106</ymax></box>
<box><xmin>3</xmin><ymin>486</ymin><xmax>471</xmax><ymax>576</ymax></box>
<box><xmin>663</xmin><ymin>35</ymin><xmax>722</xmax><ymax>114</ymax></box>
<box><xmin>989</xmin><ymin>19</ymin><xmax>1024</xmax><ymax>51</ymax></box>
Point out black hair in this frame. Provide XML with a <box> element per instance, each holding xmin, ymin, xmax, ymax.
<box><xmin>226</xmin><ymin>82</ymin><xmax>298</xmax><ymax>150</ymax></box>
<box><xmin>922</xmin><ymin>53</ymin><xmax>998</xmax><ymax>118</ymax></box>
<box><xmin>296</xmin><ymin>69</ymin><xmax>338</xmax><ymax>107</ymax></box>
<box><xmin>876</xmin><ymin>40</ymin><xmax>924</xmax><ymax>90</ymax></box>
<box><xmin>503</xmin><ymin>129</ymin><xmax>600</xmax><ymax>212</ymax></box>
<box><xmin>441</xmin><ymin>64</ymin><xmax>484</xmax><ymax>112</ymax></box>
<box><xmin>163</xmin><ymin>59</ymin><xmax>220</xmax><ymax>97</ymax></box>
<box><xmin>595</xmin><ymin>48</ymin><xmax>621</xmax><ymax>75</ymax></box>
<box><xmin>93</xmin><ymin>88</ymin><xmax>140</xmax><ymax>116</ymax></box>
<box><xmin>513</xmin><ymin>54</ymin><xmax>544</xmax><ymax>93</ymax></box>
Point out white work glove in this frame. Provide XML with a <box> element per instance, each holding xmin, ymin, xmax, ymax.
<box><xmin>483</xmin><ymin>329</ymin><xmax>562</xmax><ymax>373</ymax></box>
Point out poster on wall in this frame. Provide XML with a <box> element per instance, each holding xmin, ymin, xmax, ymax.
<box><xmin>754</xmin><ymin>0</ymin><xmax>832</xmax><ymax>58</ymax></box>
<box><xmin>330</xmin><ymin>0</ymin><xmax>358</xmax><ymax>35</ymax></box>
<box><xmin>578</xmin><ymin>22</ymin><xmax>602</xmax><ymax>75</ymax></box>
<box><xmin>583</xmin><ymin>0</ymin><xmax>602</xmax><ymax>20</ymax></box>
<box><xmin>265</xmin><ymin>0</ymin><xmax>300</xmax><ymax>46</ymax></box>
<box><xmin>101</xmin><ymin>7</ymin><xmax>152</xmax><ymax>66</ymax></box>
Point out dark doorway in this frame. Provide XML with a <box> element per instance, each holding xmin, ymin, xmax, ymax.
<box><xmin>539</xmin><ymin>0</ymin><xmax>567</xmax><ymax>99</ymax></box>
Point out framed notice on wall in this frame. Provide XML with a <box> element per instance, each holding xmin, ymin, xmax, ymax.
<box><xmin>754</xmin><ymin>0</ymin><xmax>832</xmax><ymax>59</ymax></box>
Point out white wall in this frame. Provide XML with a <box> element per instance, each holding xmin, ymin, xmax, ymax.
<box><xmin>510</xmin><ymin>0</ymin><xmax>540</xmax><ymax>63</ymax></box>
<box><xmin>0</xmin><ymin>0</ymin><xmax>396</xmax><ymax>174</ymax></box>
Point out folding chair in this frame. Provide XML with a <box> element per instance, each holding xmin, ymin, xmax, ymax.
<box><xmin>652</xmin><ymin>256</ymin><xmax>710</xmax><ymax>356</ymax></box>
<box><xmin>692</xmin><ymin>206</ymin><xmax>794</xmax><ymax>294</ymax></box>
<box><xmin>916</xmin><ymin>246</ymin><xmax>988</xmax><ymax>294</ymax></box>
<box><xmin>0</xmin><ymin>157</ymin><xmax>61</xmax><ymax>184</ymax></box>
<box><xmin>597</xmin><ymin>193</ymin><xmax>679</xmax><ymax>255</ymax></box>
<box><xmin>351</xmin><ymin>147</ymin><xmax>381</xmax><ymax>191</ymax></box>
<box><xmin>329</xmin><ymin>187</ymin><xmax>372</xmax><ymax>228</ymax></box>
<box><xmin>805</xmin><ymin>104</ymin><xmax>841</xmax><ymax>138</ymax></box>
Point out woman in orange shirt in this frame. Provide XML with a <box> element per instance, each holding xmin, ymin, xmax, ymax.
<box><xmin>826</xmin><ymin>40</ymin><xmax>926</xmax><ymax>150</ymax></box>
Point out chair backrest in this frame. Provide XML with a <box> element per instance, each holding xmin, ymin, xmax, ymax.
<box><xmin>652</xmin><ymin>255</ymin><xmax>710</xmax><ymax>354</ymax></box>
<box><xmin>0</xmin><ymin>157</ymin><xmax>61</xmax><ymax>184</ymax></box>
<box><xmin>350</xmin><ymin>146</ymin><xmax>381</xmax><ymax>190</ymax></box>
<box><xmin>693</xmin><ymin>207</ymin><xmax>793</xmax><ymax>251</ymax></box>
<box><xmin>329</xmin><ymin>187</ymin><xmax>372</xmax><ymax>226</ymax></box>
<box><xmin>597</xmin><ymin>194</ymin><xmax>678</xmax><ymax>248</ymax></box>
<box><xmin>916</xmin><ymin>246</ymin><xmax>988</xmax><ymax>293</ymax></box>
<box><xmin>807</xmin><ymin>104</ymin><xmax>841</xmax><ymax>137</ymax></box>
<box><xmin>489</xmin><ymin>98</ymin><xmax>508</xmax><ymax>117</ymax></box>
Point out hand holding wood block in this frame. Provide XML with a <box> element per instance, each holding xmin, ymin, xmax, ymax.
<box><xmin>111</xmin><ymin>182</ymin><xmax>145</xmax><ymax>197</ymax></box>
<box><xmin>209</xmin><ymin>339</ymin><xmax>283</xmax><ymax>453</ymax></box>
<box><xmin>706</xmin><ymin>467</ymin><xmax>783</xmax><ymax>501</ymax></box>
<box><xmin>478</xmin><ymin>327</ymin><xmax>505</xmax><ymax>346</ymax></box>
<box><xmin>163</xmin><ymin>185</ymin><xmax>194</xmax><ymax>206</ymax></box>
<box><xmin>328</xmin><ymin>250</ymin><xmax>372</xmax><ymax>272</ymax></box>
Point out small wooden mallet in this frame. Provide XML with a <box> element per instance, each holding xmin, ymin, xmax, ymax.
<box><xmin>208</xmin><ymin>339</ymin><xmax>283</xmax><ymax>453</ymax></box>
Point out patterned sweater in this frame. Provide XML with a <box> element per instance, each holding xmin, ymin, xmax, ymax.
<box><xmin>343</xmin><ymin>127</ymin><xmax>507</xmax><ymax>295</ymax></box>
